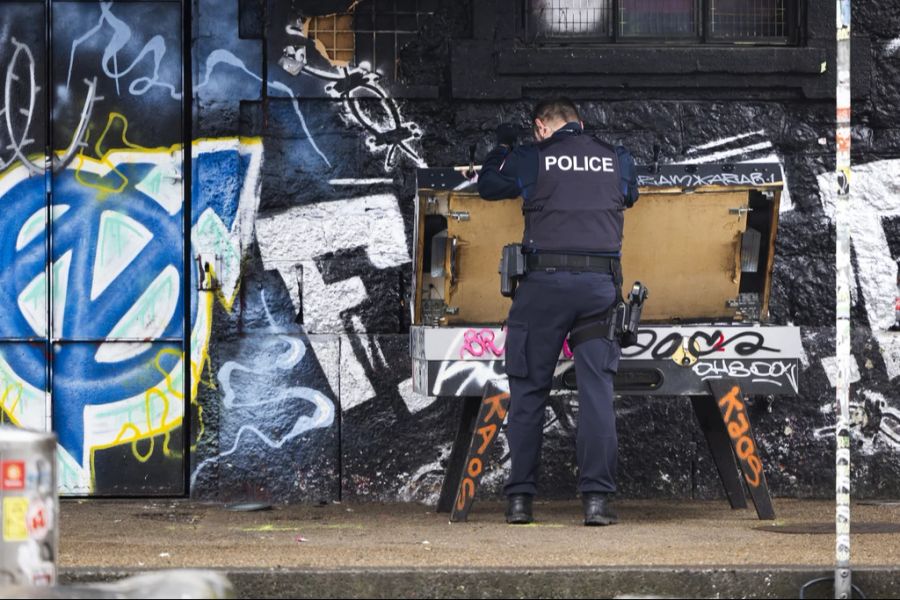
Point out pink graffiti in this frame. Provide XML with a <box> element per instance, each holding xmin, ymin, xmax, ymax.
<box><xmin>460</xmin><ymin>329</ymin><xmax>505</xmax><ymax>359</ymax></box>
<box><xmin>459</xmin><ymin>330</ymin><xmax>578</xmax><ymax>360</ymax></box>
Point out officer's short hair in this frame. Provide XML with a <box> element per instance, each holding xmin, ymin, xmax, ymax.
<box><xmin>532</xmin><ymin>98</ymin><xmax>580</xmax><ymax>124</ymax></box>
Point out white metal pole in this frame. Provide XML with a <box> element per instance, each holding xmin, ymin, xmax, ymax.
<box><xmin>835</xmin><ymin>1</ymin><xmax>852</xmax><ymax>598</ymax></box>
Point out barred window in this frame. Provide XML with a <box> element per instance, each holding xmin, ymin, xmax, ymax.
<box><xmin>709</xmin><ymin>0</ymin><xmax>789</xmax><ymax>40</ymax></box>
<box><xmin>306</xmin><ymin>0</ymin><xmax>438</xmax><ymax>78</ymax></box>
<box><xmin>525</xmin><ymin>0</ymin><xmax>797</xmax><ymax>43</ymax></box>
<box><xmin>620</xmin><ymin>0</ymin><xmax>696</xmax><ymax>38</ymax></box>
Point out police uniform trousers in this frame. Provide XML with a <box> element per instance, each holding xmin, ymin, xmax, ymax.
<box><xmin>502</xmin><ymin>269</ymin><xmax>620</xmax><ymax>497</ymax></box>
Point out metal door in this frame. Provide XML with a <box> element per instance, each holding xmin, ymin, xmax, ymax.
<box><xmin>0</xmin><ymin>0</ymin><xmax>186</xmax><ymax>495</ymax></box>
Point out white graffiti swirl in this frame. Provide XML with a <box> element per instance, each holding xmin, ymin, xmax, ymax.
<box><xmin>66</xmin><ymin>2</ymin><xmax>181</xmax><ymax>99</ymax></box>
<box><xmin>189</xmin><ymin>291</ymin><xmax>335</xmax><ymax>488</ymax></box>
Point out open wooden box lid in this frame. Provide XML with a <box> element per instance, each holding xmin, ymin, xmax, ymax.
<box><xmin>414</xmin><ymin>163</ymin><xmax>784</xmax><ymax>325</ymax></box>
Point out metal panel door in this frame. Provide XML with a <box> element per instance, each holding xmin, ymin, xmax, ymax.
<box><xmin>0</xmin><ymin>3</ymin><xmax>51</xmax><ymax>440</ymax></box>
<box><xmin>49</xmin><ymin>0</ymin><xmax>185</xmax><ymax>495</ymax></box>
<box><xmin>1</xmin><ymin>1</ymin><xmax>186</xmax><ymax>496</ymax></box>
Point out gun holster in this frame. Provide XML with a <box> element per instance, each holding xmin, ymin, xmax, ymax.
<box><xmin>621</xmin><ymin>281</ymin><xmax>649</xmax><ymax>347</ymax></box>
<box><xmin>499</xmin><ymin>244</ymin><xmax>526</xmax><ymax>298</ymax></box>
<box><xmin>568</xmin><ymin>281</ymin><xmax>649</xmax><ymax>350</ymax></box>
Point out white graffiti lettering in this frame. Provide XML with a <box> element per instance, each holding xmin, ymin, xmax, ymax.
<box><xmin>693</xmin><ymin>360</ymin><xmax>799</xmax><ymax>393</ymax></box>
<box><xmin>637</xmin><ymin>171</ymin><xmax>775</xmax><ymax>188</ymax></box>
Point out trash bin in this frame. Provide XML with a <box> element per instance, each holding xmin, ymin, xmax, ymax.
<box><xmin>0</xmin><ymin>426</ymin><xmax>57</xmax><ymax>586</ymax></box>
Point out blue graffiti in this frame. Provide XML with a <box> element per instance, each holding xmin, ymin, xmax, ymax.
<box><xmin>0</xmin><ymin>146</ymin><xmax>252</xmax><ymax>467</ymax></box>
<box><xmin>196</xmin><ymin>48</ymin><xmax>331</xmax><ymax>168</ymax></box>
<box><xmin>0</xmin><ymin>164</ymin><xmax>182</xmax><ymax>459</ymax></box>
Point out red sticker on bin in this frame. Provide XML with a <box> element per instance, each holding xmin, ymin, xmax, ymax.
<box><xmin>1</xmin><ymin>461</ymin><xmax>25</xmax><ymax>490</ymax></box>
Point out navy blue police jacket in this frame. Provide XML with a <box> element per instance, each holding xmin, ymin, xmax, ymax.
<box><xmin>477</xmin><ymin>122</ymin><xmax>639</xmax><ymax>256</ymax></box>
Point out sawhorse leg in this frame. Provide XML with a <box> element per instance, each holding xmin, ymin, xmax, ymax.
<box><xmin>436</xmin><ymin>380</ymin><xmax>510</xmax><ymax>522</ymax></box>
<box><xmin>436</xmin><ymin>396</ymin><xmax>481</xmax><ymax>514</ymax></box>
<box><xmin>691</xmin><ymin>395</ymin><xmax>748</xmax><ymax>510</ymax></box>
<box><xmin>705</xmin><ymin>379</ymin><xmax>776</xmax><ymax>520</ymax></box>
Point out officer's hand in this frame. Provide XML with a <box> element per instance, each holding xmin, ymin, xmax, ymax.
<box><xmin>496</xmin><ymin>123</ymin><xmax>518</xmax><ymax>149</ymax></box>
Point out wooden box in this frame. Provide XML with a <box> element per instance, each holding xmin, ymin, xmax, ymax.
<box><xmin>413</xmin><ymin>164</ymin><xmax>784</xmax><ymax>326</ymax></box>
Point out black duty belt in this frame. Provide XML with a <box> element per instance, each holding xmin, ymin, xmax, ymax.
<box><xmin>525</xmin><ymin>253</ymin><xmax>620</xmax><ymax>273</ymax></box>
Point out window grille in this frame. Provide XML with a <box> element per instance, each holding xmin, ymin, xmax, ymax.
<box><xmin>709</xmin><ymin>0</ymin><xmax>788</xmax><ymax>40</ymax></box>
<box><xmin>529</xmin><ymin>0</ymin><xmax>613</xmax><ymax>39</ymax></box>
<box><xmin>619</xmin><ymin>0</ymin><xmax>696</xmax><ymax>38</ymax></box>
<box><xmin>307</xmin><ymin>14</ymin><xmax>356</xmax><ymax>66</ymax></box>
<box><xmin>525</xmin><ymin>0</ymin><xmax>796</xmax><ymax>44</ymax></box>
<box><xmin>354</xmin><ymin>0</ymin><xmax>438</xmax><ymax>78</ymax></box>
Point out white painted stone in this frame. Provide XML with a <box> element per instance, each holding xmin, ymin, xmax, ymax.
<box><xmin>885</xmin><ymin>38</ymin><xmax>900</xmax><ymax>56</ymax></box>
<box><xmin>255</xmin><ymin>194</ymin><xmax>410</xmax><ymax>333</ymax></box>
<box><xmin>819</xmin><ymin>159</ymin><xmax>900</xmax><ymax>378</ymax></box>
<box><xmin>307</xmin><ymin>334</ymin><xmax>341</xmax><ymax>407</ymax></box>
<box><xmin>339</xmin><ymin>335</ymin><xmax>378</xmax><ymax>412</ymax></box>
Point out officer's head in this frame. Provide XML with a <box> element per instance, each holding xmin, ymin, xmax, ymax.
<box><xmin>532</xmin><ymin>97</ymin><xmax>582</xmax><ymax>141</ymax></box>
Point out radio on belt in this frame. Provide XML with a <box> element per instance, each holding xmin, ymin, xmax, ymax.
<box><xmin>499</xmin><ymin>243</ymin><xmax>526</xmax><ymax>298</ymax></box>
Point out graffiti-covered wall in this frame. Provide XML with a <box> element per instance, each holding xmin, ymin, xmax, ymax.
<box><xmin>1</xmin><ymin>0</ymin><xmax>899</xmax><ymax>501</ymax></box>
<box><xmin>1</xmin><ymin>1</ymin><xmax>191</xmax><ymax>494</ymax></box>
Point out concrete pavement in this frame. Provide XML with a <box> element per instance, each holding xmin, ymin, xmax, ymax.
<box><xmin>54</xmin><ymin>498</ymin><xmax>900</xmax><ymax>597</ymax></box>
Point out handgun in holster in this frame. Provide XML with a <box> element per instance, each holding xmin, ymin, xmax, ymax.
<box><xmin>619</xmin><ymin>282</ymin><xmax>649</xmax><ymax>347</ymax></box>
<box><xmin>499</xmin><ymin>244</ymin><xmax>527</xmax><ymax>298</ymax></box>
<box><xmin>568</xmin><ymin>281</ymin><xmax>649</xmax><ymax>350</ymax></box>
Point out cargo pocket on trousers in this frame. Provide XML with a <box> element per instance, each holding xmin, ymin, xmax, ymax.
<box><xmin>504</xmin><ymin>320</ymin><xmax>529</xmax><ymax>378</ymax></box>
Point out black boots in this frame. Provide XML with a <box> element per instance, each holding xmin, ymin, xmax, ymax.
<box><xmin>505</xmin><ymin>493</ymin><xmax>534</xmax><ymax>524</ymax></box>
<box><xmin>582</xmin><ymin>492</ymin><xmax>617</xmax><ymax>526</ymax></box>
<box><xmin>506</xmin><ymin>493</ymin><xmax>616</xmax><ymax>525</ymax></box>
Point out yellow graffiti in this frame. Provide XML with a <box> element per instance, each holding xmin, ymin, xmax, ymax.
<box><xmin>206</xmin><ymin>261</ymin><xmax>241</xmax><ymax>312</ymax></box>
<box><xmin>84</xmin><ymin>261</ymin><xmax>231</xmax><ymax>475</ymax></box>
<box><xmin>1</xmin><ymin>135</ymin><xmax>264</xmax><ymax>492</ymax></box>
<box><xmin>74</xmin><ymin>112</ymin><xmax>152</xmax><ymax>194</ymax></box>
<box><xmin>0</xmin><ymin>383</ymin><xmax>24</xmax><ymax>426</ymax></box>
<box><xmin>89</xmin><ymin>353</ymin><xmax>180</xmax><ymax>482</ymax></box>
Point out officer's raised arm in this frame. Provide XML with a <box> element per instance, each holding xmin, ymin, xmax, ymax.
<box><xmin>477</xmin><ymin>124</ymin><xmax>533</xmax><ymax>201</ymax></box>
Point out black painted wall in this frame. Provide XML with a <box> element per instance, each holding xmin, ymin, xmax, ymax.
<box><xmin>4</xmin><ymin>0</ymin><xmax>895</xmax><ymax>501</ymax></box>
<box><xmin>186</xmin><ymin>0</ymin><xmax>900</xmax><ymax>503</ymax></box>
<box><xmin>184</xmin><ymin>0</ymin><xmax>900</xmax><ymax>504</ymax></box>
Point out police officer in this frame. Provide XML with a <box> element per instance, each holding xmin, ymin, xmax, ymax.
<box><xmin>477</xmin><ymin>98</ymin><xmax>639</xmax><ymax>526</ymax></box>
